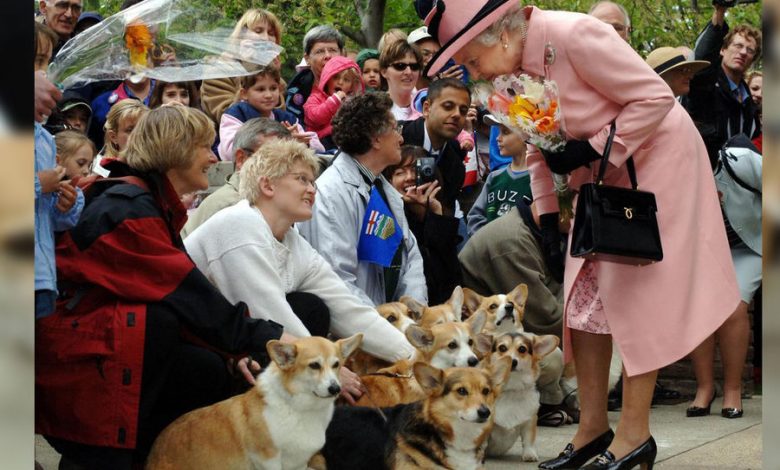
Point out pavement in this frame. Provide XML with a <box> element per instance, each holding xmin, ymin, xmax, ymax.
<box><xmin>35</xmin><ymin>395</ymin><xmax>762</xmax><ymax>469</ymax></box>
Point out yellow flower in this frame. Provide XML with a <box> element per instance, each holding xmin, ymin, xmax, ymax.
<box><xmin>125</xmin><ymin>23</ymin><xmax>153</xmax><ymax>69</ymax></box>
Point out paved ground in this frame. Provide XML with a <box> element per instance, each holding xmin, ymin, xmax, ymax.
<box><xmin>35</xmin><ymin>395</ymin><xmax>762</xmax><ymax>469</ymax></box>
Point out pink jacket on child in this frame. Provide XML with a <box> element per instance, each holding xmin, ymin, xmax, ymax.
<box><xmin>304</xmin><ymin>56</ymin><xmax>365</xmax><ymax>139</ymax></box>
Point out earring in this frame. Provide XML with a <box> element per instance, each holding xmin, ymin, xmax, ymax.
<box><xmin>503</xmin><ymin>43</ymin><xmax>508</xmax><ymax>50</ymax></box>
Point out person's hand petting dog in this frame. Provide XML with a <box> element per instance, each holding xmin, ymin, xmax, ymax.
<box><xmin>541</xmin><ymin>139</ymin><xmax>602</xmax><ymax>174</ymax></box>
<box><xmin>338</xmin><ymin>366</ymin><xmax>364</xmax><ymax>405</ymax></box>
<box><xmin>230</xmin><ymin>356</ymin><xmax>262</xmax><ymax>385</ymax></box>
<box><xmin>540</xmin><ymin>212</ymin><xmax>565</xmax><ymax>283</ymax></box>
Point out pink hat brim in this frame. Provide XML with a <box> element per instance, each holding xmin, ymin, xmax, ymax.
<box><xmin>424</xmin><ymin>0</ymin><xmax>520</xmax><ymax>78</ymax></box>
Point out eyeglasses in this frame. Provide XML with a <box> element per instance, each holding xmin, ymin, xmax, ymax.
<box><xmin>728</xmin><ymin>42</ymin><xmax>757</xmax><ymax>57</ymax></box>
<box><xmin>52</xmin><ymin>1</ymin><xmax>83</xmax><ymax>15</ymax></box>
<box><xmin>310</xmin><ymin>47</ymin><xmax>340</xmax><ymax>58</ymax></box>
<box><xmin>289</xmin><ymin>172</ymin><xmax>317</xmax><ymax>192</ymax></box>
<box><xmin>389</xmin><ymin>62</ymin><xmax>421</xmax><ymax>72</ymax></box>
<box><xmin>610</xmin><ymin>23</ymin><xmax>629</xmax><ymax>33</ymax></box>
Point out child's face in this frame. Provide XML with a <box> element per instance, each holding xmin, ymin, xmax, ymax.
<box><xmin>63</xmin><ymin>107</ymin><xmax>90</xmax><ymax>133</ymax></box>
<box><xmin>362</xmin><ymin>59</ymin><xmax>382</xmax><ymax>90</ymax></box>
<box><xmin>241</xmin><ymin>74</ymin><xmax>280</xmax><ymax>115</ymax></box>
<box><xmin>326</xmin><ymin>70</ymin><xmax>358</xmax><ymax>96</ymax></box>
<box><xmin>58</xmin><ymin>144</ymin><xmax>94</xmax><ymax>179</ymax></box>
<box><xmin>111</xmin><ymin>116</ymin><xmax>139</xmax><ymax>152</ymax></box>
<box><xmin>35</xmin><ymin>37</ymin><xmax>53</xmax><ymax>72</ymax></box>
<box><xmin>496</xmin><ymin>125</ymin><xmax>526</xmax><ymax>157</ymax></box>
<box><xmin>161</xmin><ymin>84</ymin><xmax>190</xmax><ymax>107</ymax></box>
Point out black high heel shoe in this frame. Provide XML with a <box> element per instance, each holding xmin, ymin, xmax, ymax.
<box><xmin>580</xmin><ymin>436</ymin><xmax>657</xmax><ymax>469</ymax></box>
<box><xmin>538</xmin><ymin>429</ymin><xmax>614</xmax><ymax>469</ymax></box>
<box><xmin>721</xmin><ymin>407</ymin><xmax>743</xmax><ymax>419</ymax></box>
<box><xmin>685</xmin><ymin>391</ymin><xmax>716</xmax><ymax>417</ymax></box>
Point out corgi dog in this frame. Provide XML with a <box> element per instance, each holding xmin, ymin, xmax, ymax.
<box><xmin>320</xmin><ymin>358</ymin><xmax>512</xmax><ymax>470</ymax></box>
<box><xmin>485</xmin><ymin>331</ymin><xmax>559</xmax><ymax>461</ymax></box>
<box><xmin>462</xmin><ymin>284</ymin><xmax>528</xmax><ymax>334</ymax></box>
<box><xmin>146</xmin><ymin>334</ymin><xmax>362</xmax><ymax>470</ymax></box>
<box><xmin>356</xmin><ymin>311</ymin><xmax>489</xmax><ymax>408</ymax></box>
<box><xmin>346</xmin><ymin>301</ymin><xmax>421</xmax><ymax>376</ymax></box>
<box><xmin>401</xmin><ymin>285</ymin><xmax>464</xmax><ymax>328</ymax></box>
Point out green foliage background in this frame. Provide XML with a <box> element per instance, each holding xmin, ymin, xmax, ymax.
<box><xmin>80</xmin><ymin>0</ymin><xmax>762</xmax><ymax>77</ymax></box>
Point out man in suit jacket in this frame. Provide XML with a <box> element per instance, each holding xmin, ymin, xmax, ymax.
<box><xmin>400</xmin><ymin>78</ymin><xmax>470</xmax><ymax>217</ymax></box>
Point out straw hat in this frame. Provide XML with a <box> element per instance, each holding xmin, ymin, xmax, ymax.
<box><xmin>423</xmin><ymin>0</ymin><xmax>517</xmax><ymax>77</ymax></box>
<box><xmin>645</xmin><ymin>47</ymin><xmax>710</xmax><ymax>77</ymax></box>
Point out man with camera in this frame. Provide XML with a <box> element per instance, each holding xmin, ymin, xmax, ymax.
<box><xmin>684</xmin><ymin>0</ymin><xmax>762</xmax><ymax>166</ymax></box>
<box><xmin>400</xmin><ymin>78</ymin><xmax>472</xmax><ymax>218</ymax></box>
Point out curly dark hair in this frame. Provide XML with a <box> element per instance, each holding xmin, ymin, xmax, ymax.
<box><xmin>332</xmin><ymin>93</ymin><xmax>394</xmax><ymax>156</ymax></box>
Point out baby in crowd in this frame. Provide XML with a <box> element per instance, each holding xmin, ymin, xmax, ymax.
<box><xmin>219</xmin><ymin>66</ymin><xmax>323</xmax><ymax>160</ymax></box>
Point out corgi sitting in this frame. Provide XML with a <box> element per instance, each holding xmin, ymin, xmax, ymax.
<box><xmin>401</xmin><ymin>285</ymin><xmax>464</xmax><ymax>328</ymax></box>
<box><xmin>320</xmin><ymin>358</ymin><xmax>512</xmax><ymax>470</ymax></box>
<box><xmin>356</xmin><ymin>311</ymin><xmax>489</xmax><ymax>408</ymax></box>
<box><xmin>462</xmin><ymin>284</ymin><xmax>528</xmax><ymax>334</ymax></box>
<box><xmin>146</xmin><ymin>334</ymin><xmax>362</xmax><ymax>470</ymax></box>
<box><xmin>347</xmin><ymin>301</ymin><xmax>420</xmax><ymax>375</ymax></box>
<box><xmin>486</xmin><ymin>331</ymin><xmax>559</xmax><ymax>461</ymax></box>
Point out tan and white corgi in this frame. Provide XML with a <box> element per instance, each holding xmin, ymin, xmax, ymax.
<box><xmin>356</xmin><ymin>311</ymin><xmax>489</xmax><ymax>408</ymax></box>
<box><xmin>401</xmin><ymin>285</ymin><xmax>464</xmax><ymax>328</ymax></box>
<box><xmin>346</xmin><ymin>301</ymin><xmax>421</xmax><ymax>376</ymax></box>
<box><xmin>320</xmin><ymin>358</ymin><xmax>512</xmax><ymax>470</ymax></box>
<box><xmin>463</xmin><ymin>283</ymin><xmax>528</xmax><ymax>334</ymax></box>
<box><xmin>146</xmin><ymin>334</ymin><xmax>362</xmax><ymax>470</ymax></box>
<box><xmin>485</xmin><ymin>331</ymin><xmax>559</xmax><ymax>461</ymax></box>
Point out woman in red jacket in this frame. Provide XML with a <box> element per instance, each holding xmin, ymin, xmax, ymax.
<box><xmin>36</xmin><ymin>105</ymin><xmax>293</xmax><ymax>469</ymax></box>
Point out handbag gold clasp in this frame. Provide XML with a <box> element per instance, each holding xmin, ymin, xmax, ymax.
<box><xmin>624</xmin><ymin>207</ymin><xmax>633</xmax><ymax>219</ymax></box>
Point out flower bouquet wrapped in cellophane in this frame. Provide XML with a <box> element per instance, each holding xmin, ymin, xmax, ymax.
<box><xmin>473</xmin><ymin>73</ymin><xmax>573</xmax><ymax>224</ymax></box>
<box><xmin>48</xmin><ymin>0</ymin><xmax>283</xmax><ymax>89</ymax></box>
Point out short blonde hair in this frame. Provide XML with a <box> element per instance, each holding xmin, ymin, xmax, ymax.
<box><xmin>124</xmin><ymin>106</ymin><xmax>216</xmax><ymax>173</ymax></box>
<box><xmin>55</xmin><ymin>130</ymin><xmax>97</xmax><ymax>161</ymax></box>
<box><xmin>231</xmin><ymin>8</ymin><xmax>282</xmax><ymax>44</ymax></box>
<box><xmin>239</xmin><ymin>139</ymin><xmax>319</xmax><ymax>203</ymax></box>
<box><xmin>103</xmin><ymin>100</ymin><xmax>149</xmax><ymax>158</ymax></box>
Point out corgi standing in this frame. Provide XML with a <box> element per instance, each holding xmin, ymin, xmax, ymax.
<box><xmin>146</xmin><ymin>334</ymin><xmax>362</xmax><ymax>470</ymax></box>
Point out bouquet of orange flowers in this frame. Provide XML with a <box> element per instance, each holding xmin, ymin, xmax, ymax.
<box><xmin>475</xmin><ymin>73</ymin><xmax>573</xmax><ymax>223</ymax></box>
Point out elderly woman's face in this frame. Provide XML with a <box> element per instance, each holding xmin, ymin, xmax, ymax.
<box><xmin>271</xmin><ymin>161</ymin><xmax>317</xmax><ymax>223</ymax></box>
<box><xmin>453</xmin><ymin>39</ymin><xmax>520</xmax><ymax>82</ymax></box>
<box><xmin>381</xmin><ymin>52</ymin><xmax>421</xmax><ymax>98</ymax></box>
<box><xmin>167</xmin><ymin>144</ymin><xmax>217</xmax><ymax>196</ymax></box>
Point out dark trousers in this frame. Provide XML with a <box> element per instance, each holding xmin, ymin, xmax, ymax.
<box><xmin>47</xmin><ymin>308</ymin><xmax>232</xmax><ymax>469</ymax></box>
<box><xmin>286</xmin><ymin>291</ymin><xmax>330</xmax><ymax>337</ymax></box>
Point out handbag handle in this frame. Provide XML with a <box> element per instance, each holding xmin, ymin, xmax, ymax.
<box><xmin>595</xmin><ymin>122</ymin><xmax>638</xmax><ymax>190</ymax></box>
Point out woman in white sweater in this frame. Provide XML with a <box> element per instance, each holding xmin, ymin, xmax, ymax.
<box><xmin>184</xmin><ymin>138</ymin><xmax>415</xmax><ymax>403</ymax></box>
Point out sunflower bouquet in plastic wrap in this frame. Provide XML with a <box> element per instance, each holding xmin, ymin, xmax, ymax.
<box><xmin>474</xmin><ymin>73</ymin><xmax>573</xmax><ymax>223</ymax></box>
<box><xmin>48</xmin><ymin>0</ymin><xmax>283</xmax><ymax>89</ymax></box>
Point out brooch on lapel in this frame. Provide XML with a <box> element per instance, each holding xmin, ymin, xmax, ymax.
<box><xmin>544</xmin><ymin>42</ymin><xmax>556</xmax><ymax>66</ymax></box>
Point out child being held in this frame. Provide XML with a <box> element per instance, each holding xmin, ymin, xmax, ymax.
<box><xmin>55</xmin><ymin>130</ymin><xmax>97</xmax><ymax>182</ymax></box>
<box><xmin>303</xmin><ymin>56</ymin><xmax>364</xmax><ymax>150</ymax></box>
<box><xmin>466</xmin><ymin>115</ymin><xmax>531</xmax><ymax>237</ymax></box>
<box><xmin>219</xmin><ymin>65</ymin><xmax>323</xmax><ymax>160</ymax></box>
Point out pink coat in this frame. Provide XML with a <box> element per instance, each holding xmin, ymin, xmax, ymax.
<box><xmin>522</xmin><ymin>7</ymin><xmax>739</xmax><ymax>376</ymax></box>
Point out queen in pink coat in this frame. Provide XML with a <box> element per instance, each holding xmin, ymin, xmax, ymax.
<box><xmin>424</xmin><ymin>1</ymin><xmax>740</xmax><ymax>469</ymax></box>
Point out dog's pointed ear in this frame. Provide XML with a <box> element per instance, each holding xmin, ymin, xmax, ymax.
<box><xmin>509</xmin><ymin>283</ymin><xmax>528</xmax><ymax>311</ymax></box>
<box><xmin>337</xmin><ymin>334</ymin><xmax>363</xmax><ymax>360</ymax></box>
<box><xmin>473</xmin><ymin>333</ymin><xmax>494</xmax><ymax>360</ymax></box>
<box><xmin>267</xmin><ymin>340</ymin><xmax>298</xmax><ymax>370</ymax></box>
<box><xmin>461</xmin><ymin>287</ymin><xmax>483</xmax><ymax>319</ymax></box>
<box><xmin>399</xmin><ymin>296</ymin><xmax>425</xmax><ymax>321</ymax></box>
<box><xmin>533</xmin><ymin>334</ymin><xmax>560</xmax><ymax>358</ymax></box>
<box><xmin>413</xmin><ymin>362</ymin><xmax>444</xmax><ymax>394</ymax></box>
<box><xmin>406</xmin><ymin>325</ymin><xmax>435</xmax><ymax>351</ymax></box>
<box><xmin>466</xmin><ymin>310</ymin><xmax>487</xmax><ymax>335</ymax></box>
<box><xmin>448</xmin><ymin>286</ymin><xmax>464</xmax><ymax>320</ymax></box>
<box><xmin>488</xmin><ymin>355</ymin><xmax>512</xmax><ymax>389</ymax></box>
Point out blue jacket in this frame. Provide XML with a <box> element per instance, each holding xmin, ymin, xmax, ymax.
<box><xmin>223</xmin><ymin>101</ymin><xmax>299</xmax><ymax>126</ymax></box>
<box><xmin>34</xmin><ymin>122</ymin><xmax>84</xmax><ymax>296</ymax></box>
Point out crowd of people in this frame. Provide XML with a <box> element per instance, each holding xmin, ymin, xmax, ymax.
<box><xmin>34</xmin><ymin>0</ymin><xmax>762</xmax><ymax>468</ymax></box>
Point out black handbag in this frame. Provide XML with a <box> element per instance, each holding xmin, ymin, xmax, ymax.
<box><xmin>569</xmin><ymin>122</ymin><xmax>663</xmax><ymax>265</ymax></box>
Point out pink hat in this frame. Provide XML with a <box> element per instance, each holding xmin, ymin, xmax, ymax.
<box><xmin>424</xmin><ymin>0</ymin><xmax>519</xmax><ymax>78</ymax></box>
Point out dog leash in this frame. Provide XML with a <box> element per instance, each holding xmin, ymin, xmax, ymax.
<box><xmin>360</xmin><ymin>386</ymin><xmax>388</xmax><ymax>422</ymax></box>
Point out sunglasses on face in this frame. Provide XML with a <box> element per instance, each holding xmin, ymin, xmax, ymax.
<box><xmin>389</xmin><ymin>62</ymin><xmax>421</xmax><ymax>72</ymax></box>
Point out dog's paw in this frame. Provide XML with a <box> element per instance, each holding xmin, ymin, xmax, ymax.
<box><xmin>522</xmin><ymin>449</ymin><xmax>538</xmax><ymax>462</ymax></box>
